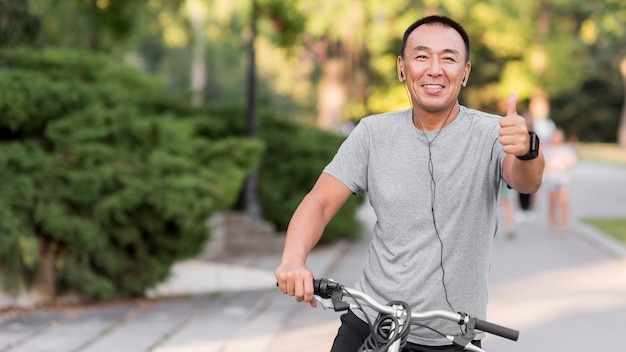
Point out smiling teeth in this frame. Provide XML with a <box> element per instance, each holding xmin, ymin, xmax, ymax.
<box><xmin>424</xmin><ymin>85</ymin><xmax>443</xmax><ymax>89</ymax></box>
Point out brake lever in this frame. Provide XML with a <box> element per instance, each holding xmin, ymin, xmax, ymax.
<box><xmin>314</xmin><ymin>290</ymin><xmax>351</xmax><ymax>311</ymax></box>
<box><xmin>446</xmin><ymin>315</ymin><xmax>486</xmax><ymax>352</ymax></box>
<box><xmin>314</xmin><ymin>296</ymin><xmax>335</xmax><ymax>309</ymax></box>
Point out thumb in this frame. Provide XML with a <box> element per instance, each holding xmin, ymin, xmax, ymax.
<box><xmin>506</xmin><ymin>93</ymin><xmax>518</xmax><ymax>117</ymax></box>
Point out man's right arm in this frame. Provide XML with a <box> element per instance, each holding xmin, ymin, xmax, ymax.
<box><xmin>275</xmin><ymin>172</ymin><xmax>353</xmax><ymax>306</ymax></box>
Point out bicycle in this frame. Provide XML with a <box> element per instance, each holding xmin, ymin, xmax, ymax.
<box><xmin>307</xmin><ymin>277</ymin><xmax>519</xmax><ymax>352</ymax></box>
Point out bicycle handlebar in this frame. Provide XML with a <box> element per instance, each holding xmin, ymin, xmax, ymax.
<box><xmin>312</xmin><ymin>278</ymin><xmax>519</xmax><ymax>342</ymax></box>
<box><xmin>473</xmin><ymin>318</ymin><xmax>519</xmax><ymax>341</ymax></box>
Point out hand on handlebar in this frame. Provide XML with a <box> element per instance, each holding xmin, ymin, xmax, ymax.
<box><xmin>275</xmin><ymin>260</ymin><xmax>317</xmax><ymax>307</ymax></box>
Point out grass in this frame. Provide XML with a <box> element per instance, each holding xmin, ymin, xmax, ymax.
<box><xmin>581</xmin><ymin>218</ymin><xmax>626</xmax><ymax>245</ymax></box>
<box><xmin>574</xmin><ymin>143</ymin><xmax>626</xmax><ymax>244</ymax></box>
<box><xmin>574</xmin><ymin>142</ymin><xmax>626</xmax><ymax>166</ymax></box>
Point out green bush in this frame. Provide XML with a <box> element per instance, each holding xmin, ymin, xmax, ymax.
<box><xmin>0</xmin><ymin>48</ymin><xmax>263</xmax><ymax>300</ymax></box>
<box><xmin>203</xmin><ymin>104</ymin><xmax>366</xmax><ymax>244</ymax></box>
<box><xmin>258</xmin><ymin>113</ymin><xmax>365</xmax><ymax>243</ymax></box>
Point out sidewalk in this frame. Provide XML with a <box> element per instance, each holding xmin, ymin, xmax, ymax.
<box><xmin>0</xmin><ymin>161</ymin><xmax>625</xmax><ymax>352</ymax></box>
<box><xmin>484</xmin><ymin>161</ymin><xmax>626</xmax><ymax>352</ymax></box>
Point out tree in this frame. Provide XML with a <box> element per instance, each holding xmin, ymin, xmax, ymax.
<box><xmin>30</xmin><ymin>0</ymin><xmax>184</xmax><ymax>52</ymax></box>
<box><xmin>620</xmin><ymin>58</ymin><xmax>626</xmax><ymax>148</ymax></box>
<box><xmin>578</xmin><ymin>0</ymin><xmax>626</xmax><ymax>146</ymax></box>
<box><xmin>289</xmin><ymin>0</ymin><xmax>428</xmax><ymax>131</ymax></box>
<box><xmin>186</xmin><ymin>0</ymin><xmax>208</xmax><ymax>106</ymax></box>
<box><xmin>0</xmin><ymin>0</ymin><xmax>40</xmax><ymax>47</ymax></box>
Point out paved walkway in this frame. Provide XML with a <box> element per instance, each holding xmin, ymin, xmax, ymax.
<box><xmin>0</xmin><ymin>161</ymin><xmax>625</xmax><ymax>352</ymax></box>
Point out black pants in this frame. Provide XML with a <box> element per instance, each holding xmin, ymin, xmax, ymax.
<box><xmin>518</xmin><ymin>193</ymin><xmax>532</xmax><ymax>211</ymax></box>
<box><xmin>331</xmin><ymin>310</ymin><xmax>481</xmax><ymax>352</ymax></box>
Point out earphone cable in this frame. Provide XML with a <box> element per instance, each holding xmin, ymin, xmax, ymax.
<box><xmin>403</xmin><ymin>83</ymin><xmax>460</xmax><ymax>319</ymax></box>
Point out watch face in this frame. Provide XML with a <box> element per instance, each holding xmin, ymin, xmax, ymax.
<box><xmin>529</xmin><ymin>132</ymin><xmax>539</xmax><ymax>152</ymax></box>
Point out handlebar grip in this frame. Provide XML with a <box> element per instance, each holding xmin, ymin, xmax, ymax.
<box><xmin>313</xmin><ymin>278</ymin><xmax>343</xmax><ymax>299</ymax></box>
<box><xmin>313</xmin><ymin>279</ymin><xmax>323</xmax><ymax>296</ymax></box>
<box><xmin>474</xmin><ymin>319</ymin><xmax>519</xmax><ymax>341</ymax></box>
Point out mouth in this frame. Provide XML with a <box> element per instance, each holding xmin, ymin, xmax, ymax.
<box><xmin>422</xmin><ymin>84</ymin><xmax>445</xmax><ymax>94</ymax></box>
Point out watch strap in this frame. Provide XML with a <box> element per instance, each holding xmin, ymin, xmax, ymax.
<box><xmin>516</xmin><ymin>131</ymin><xmax>540</xmax><ymax>161</ymax></box>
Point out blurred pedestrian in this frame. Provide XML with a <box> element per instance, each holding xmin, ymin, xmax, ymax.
<box><xmin>501</xmin><ymin>181</ymin><xmax>516</xmax><ymax>239</ymax></box>
<box><xmin>544</xmin><ymin>128</ymin><xmax>578</xmax><ymax>235</ymax></box>
<box><xmin>517</xmin><ymin>112</ymin><xmax>537</xmax><ymax>223</ymax></box>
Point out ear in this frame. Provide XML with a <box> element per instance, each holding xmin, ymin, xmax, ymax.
<box><xmin>462</xmin><ymin>61</ymin><xmax>471</xmax><ymax>87</ymax></box>
<box><xmin>397</xmin><ymin>56</ymin><xmax>405</xmax><ymax>82</ymax></box>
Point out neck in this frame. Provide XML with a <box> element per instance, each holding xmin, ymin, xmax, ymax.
<box><xmin>412</xmin><ymin>103</ymin><xmax>460</xmax><ymax>132</ymax></box>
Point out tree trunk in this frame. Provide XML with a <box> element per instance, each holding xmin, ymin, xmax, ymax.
<box><xmin>36</xmin><ymin>235</ymin><xmax>56</xmax><ymax>303</ymax></box>
<box><xmin>317</xmin><ymin>59</ymin><xmax>346</xmax><ymax>131</ymax></box>
<box><xmin>529</xmin><ymin>89</ymin><xmax>550</xmax><ymax>120</ymax></box>
<box><xmin>529</xmin><ymin>1</ymin><xmax>552</xmax><ymax>137</ymax></box>
<box><xmin>617</xmin><ymin>57</ymin><xmax>626</xmax><ymax>149</ymax></box>
<box><xmin>88</xmin><ymin>0</ymin><xmax>99</xmax><ymax>51</ymax></box>
<box><xmin>186</xmin><ymin>0</ymin><xmax>207</xmax><ymax>106</ymax></box>
<box><xmin>243</xmin><ymin>0</ymin><xmax>262</xmax><ymax>221</ymax></box>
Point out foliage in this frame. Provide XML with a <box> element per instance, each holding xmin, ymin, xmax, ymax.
<box><xmin>551</xmin><ymin>78</ymin><xmax>623</xmax><ymax>142</ymax></box>
<box><xmin>258</xmin><ymin>111</ymin><xmax>364</xmax><ymax>243</ymax></box>
<box><xmin>202</xmin><ymin>103</ymin><xmax>366</xmax><ymax>243</ymax></box>
<box><xmin>257</xmin><ymin>0</ymin><xmax>306</xmax><ymax>48</ymax></box>
<box><xmin>22</xmin><ymin>0</ymin><xmax>626</xmax><ymax>142</ymax></box>
<box><xmin>0</xmin><ymin>48</ymin><xmax>263</xmax><ymax>300</ymax></box>
<box><xmin>29</xmin><ymin>0</ymin><xmax>184</xmax><ymax>52</ymax></box>
<box><xmin>0</xmin><ymin>0</ymin><xmax>40</xmax><ymax>47</ymax></box>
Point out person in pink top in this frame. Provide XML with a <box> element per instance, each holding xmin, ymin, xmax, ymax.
<box><xmin>543</xmin><ymin>128</ymin><xmax>578</xmax><ymax>235</ymax></box>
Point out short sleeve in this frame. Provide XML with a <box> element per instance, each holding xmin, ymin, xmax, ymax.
<box><xmin>323</xmin><ymin>120</ymin><xmax>370</xmax><ymax>195</ymax></box>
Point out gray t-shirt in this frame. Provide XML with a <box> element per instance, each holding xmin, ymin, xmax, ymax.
<box><xmin>323</xmin><ymin>106</ymin><xmax>506</xmax><ymax>346</ymax></box>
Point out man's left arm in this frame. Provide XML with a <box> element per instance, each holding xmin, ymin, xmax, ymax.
<box><xmin>499</xmin><ymin>94</ymin><xmax>546</xmax><ymax>194</ymax></box>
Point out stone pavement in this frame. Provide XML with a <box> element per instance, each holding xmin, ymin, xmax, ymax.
<box><xmin>0</xmin><ymin>160</ymin><xmax>625</xmax><ymax>352</ymax></box>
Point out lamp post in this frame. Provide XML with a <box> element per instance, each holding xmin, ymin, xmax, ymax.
<box><xmin>244</xmin><ymin>0</ymin><xmax>262</xmax><ymax>222</ymax></box>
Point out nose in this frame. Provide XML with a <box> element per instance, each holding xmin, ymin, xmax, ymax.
<box><xmin>427</xmin><ymin>57</ymin><xmax>443</xmax><ymax>77</ymax></box>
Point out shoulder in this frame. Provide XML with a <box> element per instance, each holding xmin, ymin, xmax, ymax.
<box><xmin>460</xmin><ymin>106</ymin><xmax>501</xmax><ymax>123</ymax></box>
<box><xmin>457</xmin><ymin>106</ymin><xmax>501</xmax><ymax>133</ymax></box>
<box><xmin>359</xmin><ymin>109</ymin><xmax>410</xmax><ymax>125</ymax></box>
<box><xmin>351</xmin><ymin>109</ymin><xmax>410</xmax><ymax>136</ymax></box>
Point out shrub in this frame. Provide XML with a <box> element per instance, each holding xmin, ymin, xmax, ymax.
<box><xmin>258</xmin><ymin>112</ymin><xmax>365</xmax><ymax>243</ymax></box>
<box><xmin>203</xmin><ymin>103</ymin><xmax>366</xmax><ymax>244</ymax></box>
<box><xmin>0</xmin><ymin>48</ymin><xmax>263</xmax><ymax>300</ymax></box>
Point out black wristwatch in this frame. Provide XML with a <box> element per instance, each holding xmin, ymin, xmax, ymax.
<box><xmin>516</xmin><ymin>131</ymin><xmax>540</xmax><ymax>161</ymax></box>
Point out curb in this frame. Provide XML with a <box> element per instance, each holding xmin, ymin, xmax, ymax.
<box><xmin>573</xmin><ymin>220</ymin><xmax>626</xmax><ymax>259</ymax></box>
<box><xmin>145</xmin><ymin>260</ymin><xmax>277</xmax><ymax>298</ymax></box>
<box><xmin>145</xmin><ymin>239</ymin><xmax>353</xmax><ymax>299</ymax></box>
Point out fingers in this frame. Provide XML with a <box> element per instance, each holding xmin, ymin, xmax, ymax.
<box><xmin>499</xmin><ymin>93</ymin><xmax>529</xmax><ymax>156</ymax></box>
<box><xmin>506</xmin><ymin>93</ymin><xmax>518</xmax><ymax>117</ymax></box>
<box><xmin>275</xmin><ymin>264</ymin><xmax>315</xmax><ymax>305</ymax></box>
<box><xmin>303</xmin><ymin>276</ymin><xmax>314</xmax><ymax>303</ymax></box>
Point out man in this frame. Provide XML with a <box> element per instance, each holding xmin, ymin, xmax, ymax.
<box><xmin>275</xmin><ymin>15</ymin><xmax>544</xmax><ymax>352</ymax></box>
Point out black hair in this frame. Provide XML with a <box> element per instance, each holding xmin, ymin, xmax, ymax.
<box><xmin>399</xmin><ymin>15</ymin><xmax>470</xmax><ymax>63</ymax></box>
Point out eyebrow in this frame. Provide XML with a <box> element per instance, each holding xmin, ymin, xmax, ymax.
<box><xmin>411</xmin><ymin>45</ymin><xmax>461</xmax><ymax>56</ymax></box>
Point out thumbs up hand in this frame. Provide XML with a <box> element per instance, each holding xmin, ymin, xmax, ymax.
<box><xmin>499</xmin><ymin>93</ymin><xmax>530</xmax><ymax>157</ymax></box>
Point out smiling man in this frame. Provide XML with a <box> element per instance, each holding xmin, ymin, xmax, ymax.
<box><xmin>275</xmin><ymin>15</ymin><xmax>544</xmax><ymax>352</ymax></box>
